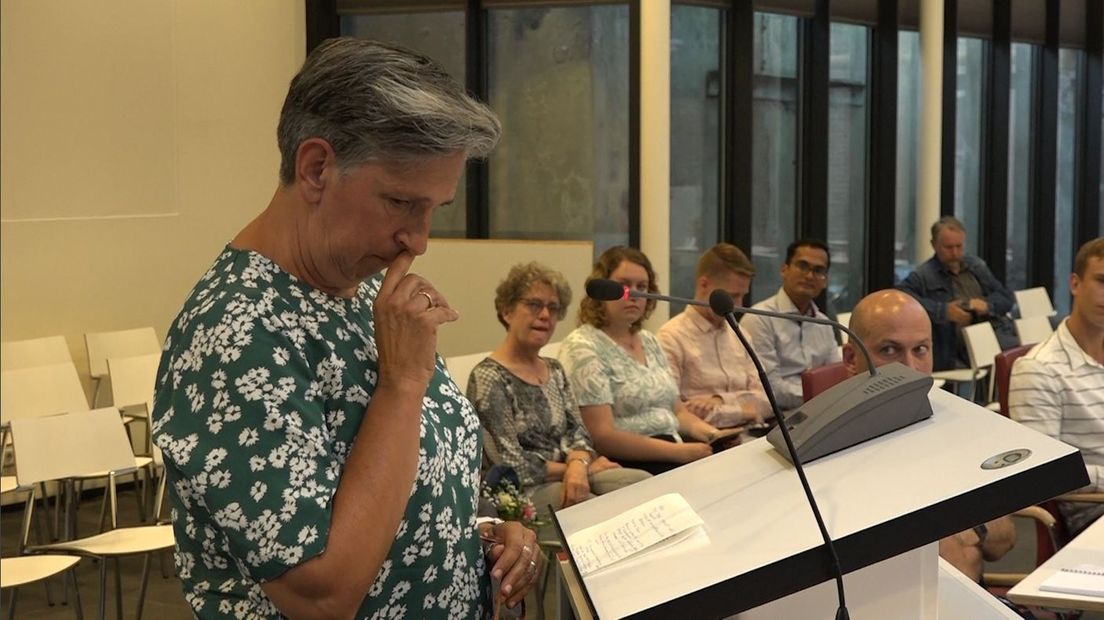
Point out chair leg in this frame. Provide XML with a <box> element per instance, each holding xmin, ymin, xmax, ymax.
<box><xmin>136</xmin><ymin>554</ymin><xmax>152</xmax><ymax>620</ymax></box>
<box><xmin>5</xmin><ymin>587</ymin><xmax>17</xmax><ymax>620</ymax></box>
<box><xmin>98</xmin><ymin>560</ymin><xmax>107</xmax><ymax>620</ymax></box>
<box><xmin>67</xmin><ymin>567</ymin><xmax>84</xmax><ymax>620</ymax></box>
<box><xmin>113</xmin><ymin>558</ymin><xmax>123</xmax><ymax>620</ymax></box>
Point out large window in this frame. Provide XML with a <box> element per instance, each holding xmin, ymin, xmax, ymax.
<box><xmin>1006</xmin><ymin>43</ymin><xmax>1035</xmax><ymax>292</ymax></box>
<box><xmin>669</xmin><ymin>5</ymin><xmax>722</xmax><ymax>312</ymax></box>
<box><xmin>341</xmin><ymin>11</ymin><xmax>468</xmax><ymax>237</ymax></box>
<box><xmin>1054</xmin><ymin>48</ymin><xmax>1083</xmax><ymax>315</ymax></box>
<box><xmin>954</xmin><ymin>38</ymin><xmax>985</xmax><ymax>257</ymax></box>
<box><xmin>895</xmin><ymin>31</ymin><xmax>921</xmax><ymax>279</ymax></box>
<box><xmin>750</xmin><ymin>13</ymin><xmax>799</xmax><ymax>302</ymax></box>
<box><xmin>827</xmin><ymin>23</ymin><xmax>869</xmax><ymax>313</ymax></box>
<box><xmin>486</xmin><ymin>5</ymin><xmax>630</xmax><ymax>252</ymax></box>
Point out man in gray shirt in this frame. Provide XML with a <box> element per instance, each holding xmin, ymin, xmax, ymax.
<box><xmin>740</xmin><ymin>239</ymin><xmax>840</xmax><ymax>411</ymax></box>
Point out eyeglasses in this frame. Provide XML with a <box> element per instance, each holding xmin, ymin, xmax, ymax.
<box><xmin>519</xmin><ymin>298</ymin><xmax>563</xmax><ymax>316</ymax></box>
<box><xmin>789</xmin><ymin>260</ymin><xmax>829</xmax><ymax>280</ymax></box>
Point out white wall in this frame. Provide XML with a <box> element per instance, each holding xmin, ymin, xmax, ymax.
<box><xmin>0</xmin><ymin>0</ymin><xmax>595</xmax><ymax>396</ymax></box>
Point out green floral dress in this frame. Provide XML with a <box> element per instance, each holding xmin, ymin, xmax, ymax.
<box><xmin>152</xmin><ymin>247</ymin><xmax>488</xmax><ymax>618</ymax></box>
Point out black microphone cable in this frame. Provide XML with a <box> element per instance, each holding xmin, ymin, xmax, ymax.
<box><xmin>709</xmin><ymin>289</ymin><xmax>849</xmax><ymax>620</ymax></box>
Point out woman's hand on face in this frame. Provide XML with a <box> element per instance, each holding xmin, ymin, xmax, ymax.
<box><xmin>676</xmin><ymin>442</ymin><xmax>713</xmax><ymax>464</ymax></box>
<box><xmin>560</xmin><ymin>463</ymin><xmax>590</xmax><ymax>508</ymax></box>
<box><xmin>486</xmin><ymin>521</ymin><xmax>542</xmax><ymax>610</ymax></box>
<box><xmin>373</xmin><ymin>252</ymin><xmax>460</xmax><ymax>392</ymax></box>
<box><xmin>587</xmin><ymin>456</ymin><xmax>621</xmax><ymax>474</ymax></box>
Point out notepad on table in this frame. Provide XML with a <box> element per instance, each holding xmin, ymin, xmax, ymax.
<box><xmin>566</xmin><ymin>492</ymin><xmax>703</xmax><ymax>576</ymax></box>
<box><xmin>1039</xmin><ymin>564</ymin><xmax>1104</xmax><ymax>598</ymax></box>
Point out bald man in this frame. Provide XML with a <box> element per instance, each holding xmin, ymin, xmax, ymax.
<box><xmin>843</xmin><ymin>290</ymin><xmax>1016</xmax><ymax>584</ymax></box>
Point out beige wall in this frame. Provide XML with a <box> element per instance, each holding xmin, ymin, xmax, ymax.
<box><xmin>0</xmin><ymin>1</ymin><xmax>595</xmax><ymax>400</ymax></box>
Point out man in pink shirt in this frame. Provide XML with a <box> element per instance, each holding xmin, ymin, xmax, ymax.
<box><xmin>657</xmin><ymin>243</ymin><xmax>772</xmax><ymax>429</ymax></box>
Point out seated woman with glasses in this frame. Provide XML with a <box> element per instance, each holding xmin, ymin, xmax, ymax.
<box><xmin>558</xmin><ymin>247</ymin><xmax>736</xmax><ymax>476</ymax></box>
<box><xmin>467</xmin><ymin>262</ymin><xmax>650</xmax><ymax>521</ymax></box>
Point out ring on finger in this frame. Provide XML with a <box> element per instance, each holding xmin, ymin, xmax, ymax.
<box><xmin>418</xmin><ymin>290</ymin><xmax>435</xmax><ymax>309</ymax></box>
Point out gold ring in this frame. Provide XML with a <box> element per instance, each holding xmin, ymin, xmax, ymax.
<box><xmin>529</xmin><ymin>559</ymin><xmax>537</xmax><ymax>569</ymax></box>
<box><xmin>418</xmin><ymin>290</ymin><xmax>435</xmax><ymax>308</ymax></box>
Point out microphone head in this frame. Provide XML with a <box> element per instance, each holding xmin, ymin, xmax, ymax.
<box><xmin>709</xmin><ymin>288</ymin><xmax>736</xmax><ymax>317</ymax></box>
<box><xmin>585</xmin><ymin>278</ymin><xmax>628</xmax><ymax>302</ymax></box>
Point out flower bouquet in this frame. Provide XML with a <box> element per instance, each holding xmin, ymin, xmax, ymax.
<box><xmin>481</xmin><ymin>478</ymin><xmax>546</xmax><ymax>530</ymax></box>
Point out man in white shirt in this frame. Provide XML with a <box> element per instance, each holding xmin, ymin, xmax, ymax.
<box><xmin>1010</xmin><ymin>236</ymin><xmax>1104</xmax><ymax>536</ymax></box>
<box><xmin>740</xmin><ymin>239</ymin><xmax>841</xmax><ymax>411</ymax></box>
<box><xmin>657</xmin><ymin>243</ymin><xmax>772</xmax><ymax>429</ymax></box>
<box><xmin>843</xmin><ymin>289</ymin><xmax>1015</xmax><ymax>584</ymax></box>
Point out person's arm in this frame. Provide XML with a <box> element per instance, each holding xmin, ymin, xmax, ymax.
<box><xmin>675</xmin><ymin>403</ymin><xmax>718</xmax><ymax>443</ymax></box>
<box><xmin>468</xmin><ymin>363</ymin><xmax>548</xmax><ymax>487</ymax></box>
<box><xmin>740</xmin><ymin>313</ymin><xmax>801</xmax><ymax>407</ymax></box>
<box><xmin>897</xmin><ymin>271</ymin><xmax>945</xmax><ymax>324</ymax></box>
<box><xmin>980</xmin><ymin>517</ymin><xmax>1016</xmax><ymax>562</ymax></box>
<box><xmin>579</xmin><ymin>404</ymin><xmax>709</xmax><ymax>464</ymax></box>
<box><xmin>972</xmin><ymin>260</ymin><xmax>1015</xmax><ymax>317</ymax></box>
<box><xmin>259</xmin><ymin>253</ymin><xmax>460</xmax><ymax>618</ymax></box>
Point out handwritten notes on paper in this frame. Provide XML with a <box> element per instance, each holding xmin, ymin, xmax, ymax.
<box><xmin>567</xmin><ymin>493</ymin><xmax>704</xmax><ymax>576</ymax></box>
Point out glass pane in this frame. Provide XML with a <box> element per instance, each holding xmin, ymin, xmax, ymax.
<box><xmin>486</xmin><ymin>6</ymin><xmax>630</xmax><ymax>254</ymax></box>
<box><xmin>669</xmin><ymin>5</ymin><xmax>721</xmax><ymax>314</ymax></box>
<box><xmin>1007</xmin><ymin>43</ymin><xmax>1035</xmax><ymax>292</ymax></box>
<box><xmin>751</xmin><ymin>13</ymin><xmax>799</xmax><ymax>303</ymax></box>
<box><xmin>896</xmin><ymin>31</ymin><xmax>921</xmax><ymax>282</ymax></box>
<box><xmin>827</xmin><ymin>23</ymin><xmax>869</xmax><ymax>314</ymax></box>
<box><xmin>341</xmin><ymin>12</ymin><xmax>468</xmax><ymax>237</ymax></box>
<box><xmin>954</xmin><ymin>38</ymin><xmax>985</xmax><ymax>257</ymax></box>
<box><xmin>1054</xmin><ymin>48</ymin><xmax>1083</xmax><ymax>316</ymax></box>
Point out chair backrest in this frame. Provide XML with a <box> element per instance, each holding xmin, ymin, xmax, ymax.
<box><xmin>1014</xmin><ymin>316</ymin><xmax>1053</xmax><ymax>347</ymax></box>
<box><xmin>84</xmin><ymin>327</ymin><xmax>160</xmax><ymax>380</ymax></box>
<box><xmin>0</xmin><ymin>335</ymin><xmax>72</xmax><ymax>371</ymax></box>
<box><xmin>1015</xmin><ymin>287</ymin><xmax>1055</xmax><ymax>319</ymax></box>
<box><xmin>108</xmin><ymin>353</ymin><xmax>161</xmax><ymax>413</ymax></box>
<box><xmin>994</xmin><ymin>344</ymin><xmax>1033</xmax><ymax>418</ymax></box>
<box><xmin>0</xmin><ymin>362</ymin><xmax>89</xmax><ymax>425</ymax></box>
<box><xmin>962</xmin><ymin>322</ymin><xmax>1002</xmax><ymax>370</ymax></box>
<box><xmin>801</xmin><ymin>361</ymin><xmax>850</xmax><ymax>402</ymax></box>
<box><xmin>444</xmin><ymin>351</ymin><xmax>490</xmax><ymax>395</ymax></box>
<box><xmin>836</xmin><ymin>312</ymin><xmax>852</xmax><ymax>344</ymax></box>
<box><xmin>9</xmin><ymin>408</ymin><xmax>136</xmax><ymax>486</ymax></box>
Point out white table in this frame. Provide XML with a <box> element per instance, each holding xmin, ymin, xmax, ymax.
<box><xmin>1008</xmin><ymin>517</ymin><xmax>1104</xmax><ymax>613</ymax></box>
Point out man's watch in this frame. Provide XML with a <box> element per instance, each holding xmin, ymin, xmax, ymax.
<box><xmin>972</xmin><ymin>523</ymin><xmax>988</xmax><ymax>546</ymax></box>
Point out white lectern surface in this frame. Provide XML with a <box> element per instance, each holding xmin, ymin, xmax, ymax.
<box><xmin>553</xmin><ymin>389</ymin><xmax>1087</xmax><ymax>619</ymax></box>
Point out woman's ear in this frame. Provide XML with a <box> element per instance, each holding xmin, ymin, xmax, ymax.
<box><xmin>294</xmin><ymin>138</ymin><xmax>336</xmax><ymax>204</ymax></box>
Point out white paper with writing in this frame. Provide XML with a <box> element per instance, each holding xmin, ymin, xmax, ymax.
<box><xmin>567</xmin><ymin>493</ymin><xmax>704</xmax><ymax>576</ymax></box>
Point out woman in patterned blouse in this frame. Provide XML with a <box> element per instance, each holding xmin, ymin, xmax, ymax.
<box><xmin>468</xmin><ymin>263</ymin><xmax>650</xmax><ymax>523</ymax></box>
<box><xmin>559</xmin><ymin>247</ymin><xmax>731</xmax><ymax>475</ymax></box>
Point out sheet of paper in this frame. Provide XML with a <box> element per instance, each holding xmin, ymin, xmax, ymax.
<box><xmin>567</xmin><ymin>492</ymin><xmax>704</xmax><ymax>576</ymax></box>
<box><xmin>1040</xmin><ymin>564</ymin><xmax>1104</xmax><ymax>598</ymax></box>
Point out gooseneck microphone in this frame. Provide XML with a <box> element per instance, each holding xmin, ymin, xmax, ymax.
<box><xmin>708</xmin><ymin>288</ymin><xmax>849</xmax><ymax>620</ymax></box>
<box><xmin>584</xmin><ymin>278</ymin><xmax>876</xmax><ymax>376</ymax></box>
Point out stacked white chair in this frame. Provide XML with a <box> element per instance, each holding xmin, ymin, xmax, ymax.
<box><xmin>961</xmin><ymin>322</ymin><xmax>1004</xmax><ymax>410</ymax></box>
<box><xmin>1014</xmin><ymin>316</ymin><xmax>1054</xmax><ymax>347</ymax></box>
<box><xmin>1014</xmin><ymin>287</ymin><xmax>1056</xmax><ymax>319</ymax></box>
<box><xmin>84</xmin><ymin>328</ymin><xmax>161</xmax><ymax>408</ymax></box>
<box><xmin>1</xmin><ymin>335</ymin><xmax>72</xmax><ymax>371</ymax></box>
<box><xmin>11</xmin><ymin>408</ymin><xmax>174</xmax><ymax>619</ymax></box>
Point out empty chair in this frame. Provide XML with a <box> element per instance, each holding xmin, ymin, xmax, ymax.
<box><xmin>801</xmin><ymin>361</ymin><xmax>849</xmax><ymax>402</ymax></box>
<box><xmin>444</xmin><ymin>350</ymin><xmax>490</xmax><ymax>395</ymax></box>
<box><xmin>836</xmin><ymin>312</ymin><xmax>852</xmax><ymax>344</ymax></box>
<box><xmin>107</xmin><ymin>354</ymin><xmax>161</xmax><ymax>456</ymax></box>
<box><xmin>1014</xmin><ymin>287</ymin><xmax>1056</xmax><ymax>319</ymax></box>
<box><xmin>10</xmin><ymin>408</ymin><xmax>174</xmax><ymax>619</ymax></box>
<box><xmin>961</xmin><ymin>322</ymin><xmax>1003</xmax><ymax>408</ymax></box>
<box><xmin>1014</xmin><ymin>316</ymin><xmax>1053</xmax><ymax>347</ymax></box>
<box><xmin>1</xmin><ymin>335</ymin><xmax>72</xmax><ymax>371</ymax></box>
<box><xmin>84</xmin><ymin>328</ymin><xmax>160</xmax><ymax>407</ymax></box>
<box><xmin>0</xmin><ymin>362</ymin><xmax>88</xmax><ymax>424</ymax></box>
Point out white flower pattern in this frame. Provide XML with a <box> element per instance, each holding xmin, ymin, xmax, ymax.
<box><xmin>153</xmin><ymin>248</ymin><xmax>488</xmax><ymax>618</ymax></box>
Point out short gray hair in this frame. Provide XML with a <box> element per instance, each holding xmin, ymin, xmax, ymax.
<box><xmin>931</xmin><ymin>215</ymin><xmax>966</xmax><ymax>242</ymax></box>
<box><xmin>277</xmin><ymin>38</ymin><xmax>501</xmax><ymax>185</ymax></box>
<box><xmin>494</xmin><ymin>263</ymin><xmax>573</xmax><ymax>329</ymax></box>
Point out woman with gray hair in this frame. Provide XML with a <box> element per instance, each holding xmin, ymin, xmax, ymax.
<box><xmin>153</xmin><ymin>38</ymin><xmax>538</xmax><ymax>618</ymax></box>
<box><xmin>467</xmin><ymin>263</ymin><xmax>650</xmax><ymax>525</ymax></box>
